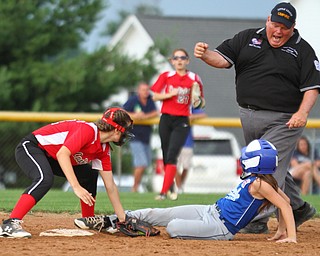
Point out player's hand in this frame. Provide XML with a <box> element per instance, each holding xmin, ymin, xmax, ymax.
<box><xmin>275</xmin><ymin>237</ymin><xmax>297</xmax><ymax>243</ymax></box>
<box><xmin>267</xmin><ymin>230</ymin><xmax>286</xmax><ymax>241</ymax></box>
<box><xmin>286</xmin><ymin>111</ymin><xmax>307</xmax><ymax>129</ymax></box>
<box><xmin>73</xmin><ymin>185</ymin><xmax>95</xmax><ymax>206</ymax></box>
<box><xmin>268</xmin><ymin>230</ymin><xmax>297</xmax><ymax>243</ymax></box>
<box><xmin>169</xmin><ymin>88</ymin><xmax>179</xmax><ymax>97</ymax></box>
<box><xmin>194</xmin><ymin>42</ymin><xmax>209</xmax><ymax>58</ymax></box>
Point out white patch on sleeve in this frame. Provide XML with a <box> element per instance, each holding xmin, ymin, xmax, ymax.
<box><xmin>314</xmin><ymin>60</ymin><xmax>320</xmax><ymax>71</ymax></box>
<box><xmin>92</xmin><ymin>159</ymin><xmax>102</xmax><ymax>170</ymax></box>
<box><xmin>35</xmin><ymin>132</ymin><xmax>68</xmax><ymax>145</ymax></box>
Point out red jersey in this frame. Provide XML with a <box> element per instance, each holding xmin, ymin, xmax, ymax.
<box><xmin>32</xmin><ymin>120</ymin><xmax>112</xmax><ymax>171</ymax></box>
<box><xmin>151</xmin><ymin>71</ymin><xmax>204</xmax><ymax>116</ymax></box>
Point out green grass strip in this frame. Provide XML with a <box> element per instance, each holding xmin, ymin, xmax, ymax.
<box><xmin>0</xmin><ymin>189</ymin><xmax>319</xmax><ymax>217</ymax></box>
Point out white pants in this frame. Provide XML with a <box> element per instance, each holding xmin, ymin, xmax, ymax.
<box><xmin>127</xmin><ymin>204</ymin><xmax>234</xmax><ymax>240</ymax></box>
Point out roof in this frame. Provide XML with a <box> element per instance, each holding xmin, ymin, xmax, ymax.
<box><xmin>109</xmin><ymin>14</ymin><xmax>320</xmax><ymax>119</ymax></box>
<box><xmin>136</xmin><ymin>15</ymin><xmax>266</xmax><ymax>118</ymax></box>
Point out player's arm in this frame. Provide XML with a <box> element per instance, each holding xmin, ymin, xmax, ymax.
<box><xmin>194</xmin><ymin>42</ymin><xmax>231</xmax><ymax>68</ymax></box>
<box><xmin>127</xmin><ymin>109</ymin><xmax>159</xmax><ymax>120</ymax></box>
<box><xmin>195</xmin><ymin>74</ymin><xmax>205</xmax><ymax>97</ymax></box>
<box><xmin>286</xmin><ymin>89</ymin><xmax>318</xmax><ymax>129</ymax></box>
<box><xmin>151</xmin><ymin>72</ymin><xmax>180</xmax><ymax>102</ymax></box>
<box><xmin>272</xmin><ymin>188</ymin><xmax>291</xmax><ymax>238</ymax></box>
<box><xmin>99</xmin><ymin>170</ymin><xmax>126</xmax><ymax>222</ymax></box>
<box><xmin>290</xmin><ymin>157</ymin><xmax>299</xmax><ymax>167</ymax></box>
<box><xmin>141</xmin><ymin>109</ymin><xmax>159</xmax><ymax>119</ymax></box>
<box><xmin>258</xmin><ymin>181</ymin><xmax>296</xmax><ymax>243</ymax></box>
<box><xmin>56</xmin><ymin>146</ymin><xmax>95</xmax><ymax>206</ymax></box>
<box><xmin>152</xmin><ymin>90</ymin><xmax>178</xmax><ymax>101</ymax></box>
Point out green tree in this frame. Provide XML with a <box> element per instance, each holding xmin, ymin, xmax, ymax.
<box><xmin>0</xmin><ymin>1</ymin><xmax>161</xmax><ymax>188</ymax></box>
<box><xmin>4</xmin><ymin>47</ymin><xmax>154</xmax><ymax>112</ymax></box>
<box><xmin>0</xmin><ymin>0</ymin><xmax>104</xmax><ymax>65</ymax></box>
<box><xmin>0</xmin><ymin>0</ymin><xmax>159</xmax><ymax>112</ymax></box>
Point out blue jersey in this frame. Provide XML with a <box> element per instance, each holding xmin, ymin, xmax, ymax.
<box><xmin>216</xmin><ymin>176</ymin><xmax>265</xmax><ymax>234</ymax></box>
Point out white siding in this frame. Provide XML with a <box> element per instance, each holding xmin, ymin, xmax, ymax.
<box><xmin>292</xmin><ymin>0</ymin><xmax>320</xmax><ymax>57</ymax></box>
<box><xmin>109</xmin><ymin>15</ymin><xmax>154</xmax><ymax>59</ymax></box>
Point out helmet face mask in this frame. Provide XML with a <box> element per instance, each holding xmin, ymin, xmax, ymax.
<box><xmin>113</xmin><ymin>122</ymin><xmax>135</xmax><ymax>146</ymax></box>
<box><xmin>240</xmin><ymin>139</ymin><xmax>278</xmax><ymax>176</ymax></box>
<box><xmin>240</xmin><ymin>171</ymin><xmax>252</xmax><ymax>180</ymax></box>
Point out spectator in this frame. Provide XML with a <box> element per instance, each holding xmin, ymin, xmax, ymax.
<box><xmin>151</xmin><ymin>48</ymin><xmax>205</xmax><ymax>200</ymax></box>
<box><xmin>290</xmin><ymin>136</ymin><xmax>320</xmax><ymax>195</ymax></box>
<box><xmin>0</xmin><ymin>107</ymin><xmax>133</xmax><ymax>238</ymax></box>
<box><xmin>194</xmin><ymin>2</ymin><xmax>319</xmax><ymax>233</ymax></box>
<box><xmin>123</xmin><ymin>82</ymin><xmax>158</xmax><ymax>192</ymax></box>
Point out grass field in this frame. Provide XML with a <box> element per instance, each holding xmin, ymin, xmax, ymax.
<box><xmin>0</xmin><ymin>189</ymin><xmax>319</xmax><ymax>216</ymax></box>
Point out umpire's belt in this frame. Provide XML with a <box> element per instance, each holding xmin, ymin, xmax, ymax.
<box><xmin>239</xmin><ymin>104</ymin><xmax>261</xmax><ymax>111</ymax></box>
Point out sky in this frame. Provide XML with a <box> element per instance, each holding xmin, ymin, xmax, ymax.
<box><xmin>82</xmin><ymin>0</ymin><xmax>280</xmax><ymax>52</ymax></box>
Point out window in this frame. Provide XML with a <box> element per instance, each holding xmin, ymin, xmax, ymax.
<box><xmin>193</xmin><ymin>139</ymin><xmax>233</xmax><ymax>155</ymax></box>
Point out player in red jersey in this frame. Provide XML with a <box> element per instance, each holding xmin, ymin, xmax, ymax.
<box><xmin>0</xmin><ymin>107</ymin><xmax>134</xmax><ymax>238</ymax></box>
<box><xmin>151</xmin><ymin>48</ymin><xmax>204</xmax><ymax>200</ymax></box>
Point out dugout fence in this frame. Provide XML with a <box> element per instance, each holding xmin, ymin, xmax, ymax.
<box><xmin>0</xmin><ymin>111</ymin><xmax>320</xmax><ymax>194</ymax></box>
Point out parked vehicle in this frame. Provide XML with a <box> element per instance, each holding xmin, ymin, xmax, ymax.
<box><xmin>152</xmin><ymin>125</ymin><xmax>242</xmax><ymax>194</ymax></box>
<box><xmin>62</xmin><ymin>175</ymin><xmax>147</xmax><ymax>193</ymax></box>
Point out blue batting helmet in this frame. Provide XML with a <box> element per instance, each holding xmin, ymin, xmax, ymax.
<box><xmin>240</xmin><ymin>139</ymin><xmax>278</xmax><ymax>175</ymax></box>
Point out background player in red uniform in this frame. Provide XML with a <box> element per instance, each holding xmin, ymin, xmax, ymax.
<box><xmin>151</xmin><ymin>48</ymin><xmax>204</xmax><ymax>200</ymax></box>
<box><xmin>0</xmin><ymin>107</ymin><xmax>134</xmax><ymax>238</ymax></box>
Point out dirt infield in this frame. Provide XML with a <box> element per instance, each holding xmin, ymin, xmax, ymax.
<box><xmin>1</xmin><ymin>212</ymin><xmax>320</xmax><ymax>256</ymax></box>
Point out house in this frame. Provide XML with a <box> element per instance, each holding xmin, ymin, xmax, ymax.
<box><xmin>292</xmin><ymin>0</ymin><xmax>320</xmax><ymax>58</ymax></box>
<box><xmin>108</xmin><ymin>14</ymin><xmax>320</xmax><ymax>120</ymax></box>
<box><xmin>108</xmin><ymin>14</ymin><xmax>267</xmax><ymax>118</ymax></box>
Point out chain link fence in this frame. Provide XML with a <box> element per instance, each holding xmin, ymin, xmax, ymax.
<box><xmin>0</xmin><ymin>121</ymin><xmax>135</xmax><ymax>190</ymax></box>
<box><xmin>1</xmin><ymin>112</ymin><xmax>320</xmax><ymax>194</ymax></box>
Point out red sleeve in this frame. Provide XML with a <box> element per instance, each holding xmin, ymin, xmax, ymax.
<box><xmin>151</xmin><ymin>72</ymin><xmax>168</xmax><ymax>93</ymax></box>
<box><xmin>64</xmin><ymin>124</ymin><xmax>96</xmax><ymax>154</ymax></box>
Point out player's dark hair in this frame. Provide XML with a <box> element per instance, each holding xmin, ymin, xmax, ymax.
<box><xmin>95</xmin><ymin>107</ymin><xmax>133</xmax><ymax>132</ymax></box>
<box><xmin>171</xmin><ymin>48</ymin><xmax>189</xmax><ymax>58</ymax></box>
<box><xmin>296</xmin><ymin>136</ymin><xmax>311</xmax><ymax>157</ymax></box>
<box><xmin>254</xmin><ymin>174</ymin><xmax>278</xmax><ymax>212</ymax></box>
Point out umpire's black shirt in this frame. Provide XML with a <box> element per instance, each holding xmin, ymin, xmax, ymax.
<box><xmin>215</xmin><ymin>28</ymin><xmax>320</xmax><ymax>113</ymax></box>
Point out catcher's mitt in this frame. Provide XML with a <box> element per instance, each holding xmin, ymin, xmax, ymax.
<box><xmin>117</xmin><ymin>217</ymin><xmax>160</xmax><ymax>237</ymax></box>
<box><xmin>191</xmin><ymin>82</ymin><xmax>205</xmax><ymax>109</ymax></box>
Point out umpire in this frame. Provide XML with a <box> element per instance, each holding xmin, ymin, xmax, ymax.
<box><xmin>194</xmin><ymin>2</ymin><xmax>320</xmax><ymax>233</ymax></box>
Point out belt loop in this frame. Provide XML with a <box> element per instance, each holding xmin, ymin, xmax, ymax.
<box><xmin>239</xmin><ymin>104</ymin><xmax>261</xmax><ymax>111</ymax></box>
<box><xmin>214</xmin><ymin>203</ymin><xmax>221</xmax><ymax>214</ymax></box>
